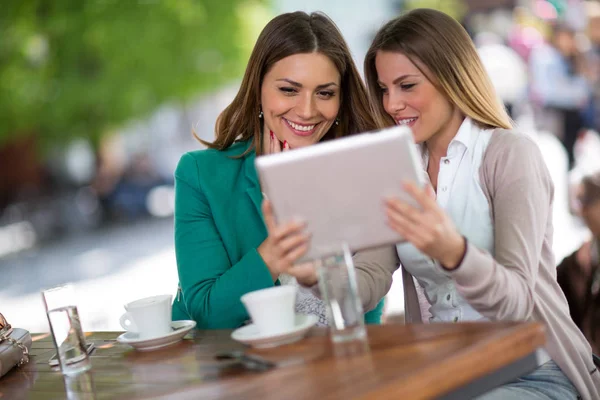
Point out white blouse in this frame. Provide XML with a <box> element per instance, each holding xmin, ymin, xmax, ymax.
<box><xmin>397</xmin><ymin>118</ymin><xmax>494</xmax><ymax>323</ymax></box>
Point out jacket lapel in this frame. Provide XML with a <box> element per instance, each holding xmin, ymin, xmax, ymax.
<box><xmin>241</xmin><ymin>146</ymin><xmax>278</xmax><ymax>284</ymax></box>
<box><xmin>243</xmin><ymin>149</ymin><xmax>265</xmax><ymax>229</ymax></box>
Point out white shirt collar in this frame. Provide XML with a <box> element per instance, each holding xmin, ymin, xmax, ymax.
<box><xmin>451</xmin><ymin>117</ymin><xmax>474</xmax><ymax>151</ymax></box>
<box><xmin>419</xmin><ymin>117</ymin><xmax>479</xmax><ymax>164</ymax></box>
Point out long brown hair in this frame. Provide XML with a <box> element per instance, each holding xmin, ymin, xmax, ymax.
<box><xmin>364</xmin><ymin>8</ymin><xmax>512</xmax><ymax>130</ymax></box>
<box><xmin>198</xmin><ymin>11</ymin><xmax>376</xmax><ymax>155</ymax></box>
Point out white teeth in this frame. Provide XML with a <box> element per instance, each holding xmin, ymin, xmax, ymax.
<box><xmin>397</xmin><ymin>118</ymin><xmax>417</xmax><ymax>125</ymax></box>
<box><xmin>286</xmin><ymin>119</ymin><xmax>316</xmax><ymax>131</ymax></box>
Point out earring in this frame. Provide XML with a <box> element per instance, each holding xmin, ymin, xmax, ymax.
<box><xmin>335</xmin><ymin>118</ymin><xmax>340</xmax><ymax>126</ymax></box>
<box><xmin>259</xmin><ymin>110</ymin><xmax>263</xmax><ymax>119</ymax></box>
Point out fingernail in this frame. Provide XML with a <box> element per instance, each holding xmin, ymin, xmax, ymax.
<box><xmin>270</xmin><ymin>130</ymin><xmax>274</xmax><ymax>140</ymax></box>
<box><xmin>283</xmin><ymin>140</ymin><xmax>288</xmax><ymax>148</ymax></box>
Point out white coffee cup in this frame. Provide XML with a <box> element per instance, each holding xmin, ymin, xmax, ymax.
<box><xmin>241</xmin><ymin>286</ymin><xmax>297</xmax><ymax>335</ymax></box>
<box><xmin>119</xmin><ymin>294</ymin><xmax>173</xmax><ymax>339</ymax></box>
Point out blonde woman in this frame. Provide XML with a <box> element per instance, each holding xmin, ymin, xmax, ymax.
<box><xmin>364</xmin><ymin>8</ymin><xmax>600</xmax><ymax>399</ymax></box>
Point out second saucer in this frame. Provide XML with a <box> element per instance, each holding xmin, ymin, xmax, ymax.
<box><xmin>231</xmin><ymin>314</ymin><xmax>317</xmax><ymax>349</ymax></box>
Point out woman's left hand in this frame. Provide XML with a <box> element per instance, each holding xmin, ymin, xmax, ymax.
<box><xmin>385</xmin><ymin>182</ymin><xmax>466</xmax><ymax>269</ymax></box>
<box><xmin>283</xmin><ymin>262</ymin><xmax>319</xmax><ymax>287</ymax></box>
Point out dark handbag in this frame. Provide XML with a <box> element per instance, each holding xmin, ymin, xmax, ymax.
<box><xmin>0</xmin><ymin>312</ymin><xmax>31</xmax><ymax>378</ymax></box>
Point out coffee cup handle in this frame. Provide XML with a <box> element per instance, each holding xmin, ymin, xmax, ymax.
<box><xmin>119</xmin><ymin>312</ymin><xmax>138</xmax><ymax>332</ymax></box>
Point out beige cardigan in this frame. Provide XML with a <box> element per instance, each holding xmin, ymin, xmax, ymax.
<box><xmin>350</xmin><ymin>129</ymin><xmax>600</xmax><ymax>399</ymax></box>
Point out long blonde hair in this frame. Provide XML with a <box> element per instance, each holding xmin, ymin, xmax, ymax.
<box><xmin>199</xmin><ymin>12</ymin><xmax>376</xmax><ymax>156</ymax></box>
<box><xmin>364</xmin><ymin>8</ymin><xmax>512</xmax><ymax>130</ymax></box>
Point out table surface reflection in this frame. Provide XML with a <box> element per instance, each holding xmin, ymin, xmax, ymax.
<box><xmin>2</xmin><ymin>322</ymin><xmax>545</xmax><ymax>400</ymax></box>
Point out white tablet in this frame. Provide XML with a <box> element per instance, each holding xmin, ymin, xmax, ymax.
<box><xmin>255</xmin><ymin>125</ymin><xmax>426</xmax><ymax>262</ymax></box>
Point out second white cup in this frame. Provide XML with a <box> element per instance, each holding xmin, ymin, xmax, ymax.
<box><xmin>241</xmin><ymin>286</ymin><xmax>297</xmax><ymax>336</ymax></box>
<box><xmin>119</xmin><ymin>294</ymin><xmax>172</xmax><ymax>339</ymax></box>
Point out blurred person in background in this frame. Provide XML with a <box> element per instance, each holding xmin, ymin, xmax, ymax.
<box><xmin>172</xmin><ymin>11</ymin><xmax>397</xmax><ymax>329</ymax></box>
<box><xmin>564</xmin><ymin>3</ymin><xmax>600</xmax><ymax>217</ymax></box>
<box><xmin>106</xmin><ymin>153</ymin><xmax>170</xmax><ymax>220</ymax></box>
<box><xmin>476</xmin><ymin>31</ymin><xmax>528</xmax><ymax>119</ymax></box>
<box><xmin>529</xmin><ymin>22</ymin><xmax>592</xmax><ymax>169</ymax></box>
<box><xmin>364</xmin><ymin>8</ymin><xmax>599</xmax><ymax>399</ymax></box>
<box><xmin>583</xmin><ymin>1</ymin><xmax>600</xmax><ymax>134</ymax></box>
<box><xmin>558</xmin><ymin>171</ymin><xmax>600</xmax><ymax>355</ymax></box>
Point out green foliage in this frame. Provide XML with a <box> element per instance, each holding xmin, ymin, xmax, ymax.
<box><xmin>403</xmin><ymin>0</ymin><xmax>467</xmax><ymax>21</ymax></box>
<box><xmin>0</xmin><ymin>0</ymin><xmax>268</xmax><ymax>149</ymax></box>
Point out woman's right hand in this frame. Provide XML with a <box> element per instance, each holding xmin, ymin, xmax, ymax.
<box><xmin>266</xmin><ymin>129</ymin><xmax>289</xmax><ymax>154</ymax></box>
<box><xmin>258</xmin><ymin>199</ymin><xmax>310</xmax><ymax>281</ymax></box>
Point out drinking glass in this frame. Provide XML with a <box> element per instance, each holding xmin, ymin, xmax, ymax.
<box><xmin>317</xmin><ymin>244</ymin><xmax>367</xmax><ymax>343</ymax></box>
<box><xmin>42</xmin><ymin>284</ymin><xmax>91</xmax><ymax>375</ymax></box>
<box><xmin>64</xmin><ymin>370</ymin><xmax>97</xmax><ymax>400</ymax></box>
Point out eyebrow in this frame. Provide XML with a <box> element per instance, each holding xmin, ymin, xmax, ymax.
<box><xmin>378</xmin><ymin>74</ymin><xmax>420</xmax><ymax>86</ymax></box>
<box><xmin>276</xmin><ymin>78</ymin><xmax>339</xmax><ymax>90</ymax></box>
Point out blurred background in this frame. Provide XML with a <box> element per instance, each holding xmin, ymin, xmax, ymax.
<box><xmin>2</xmin><ymin>0</ymin><xmax>600</xmax><ymax>333</ymax></box>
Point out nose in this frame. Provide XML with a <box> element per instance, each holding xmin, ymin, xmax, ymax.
<box><xmin>295</xmin><ymin>93</ymin><xmax>317</xmax><ymax>120</ymax></box>
<box><xmin>384</xmin><ymin>89</ymin><xmax>406</xmax><ymax>116</ymax></box>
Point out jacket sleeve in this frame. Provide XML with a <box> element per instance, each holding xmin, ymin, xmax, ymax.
<box><xmin>174</xmin><ymin>153</ymin><xmax>274</xmax><ymax>329</ymax></box>
<box><xmin>446</xmin><ymin>133</ymin><xmax>553</xmax><ymax>321</ymax></box>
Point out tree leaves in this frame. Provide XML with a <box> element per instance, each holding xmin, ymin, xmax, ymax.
<box><xmin>0</xmin><ymin>0</ymin><xmax>268</xmax><ymax>151</ymax></box>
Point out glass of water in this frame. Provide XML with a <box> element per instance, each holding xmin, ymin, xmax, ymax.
<box><xmin>42</xmin><ymin>284</ymin><xmax>91</xmax><ymax>375</ymax></box>
<box><xmin>317</xmin><ymin>244</ymin><xmax>367</xmax><ymax>344</ymax></box>
<box><xmin>64</xmin><ymin>370</ymin><xmax>97</xmax><ymax>400</ymax></box>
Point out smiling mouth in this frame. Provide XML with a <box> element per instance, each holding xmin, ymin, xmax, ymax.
<box><xmin>396</xmin><ymin>117</ymin><xmax>417</xmax><ymax>126</ymax></box>
<box><xmin>283</xmin><ymin>118</ymin><xmax>320</xmax><ymax>136</ymax></box>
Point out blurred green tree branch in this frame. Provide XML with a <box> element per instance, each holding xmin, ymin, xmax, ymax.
<box><xmin>403</xmin><ymin>0</ymin><xmax>467</xmax><ymax>21</ymax></box>
<box><xmin>0</xmin><ymin>0</ymin><xmax>268</xmax><ymax>151</ymax></box>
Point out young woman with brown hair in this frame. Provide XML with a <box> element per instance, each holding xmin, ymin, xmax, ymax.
<box><xmin>172</xmin><ymin>11</ymin><xmax>396</xmax><ymax>330</ymax></box>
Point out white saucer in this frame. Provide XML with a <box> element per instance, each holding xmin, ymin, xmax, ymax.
<box><xmin>117</xmin><ymin>320</ymin><xmax>196</xmax><ymax>351</ymax></box>
<box><xmin>231</xmin><ymin>314</ymin><xmax>318</xmax><ymax>349</ymax></box>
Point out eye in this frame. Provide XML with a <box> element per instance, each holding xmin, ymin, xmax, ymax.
<box><xmin>317</xmin><ymin>90</ymin><xmax>335</xmax><ymax>99</ymax></box>
<box><xmin>278</xmin><ymin>87</ymin><xmax>298</xmax><ymax>95</ymax></box>
<box><xmin>379</xmin><ymin>87</ymin><xmax>388</xmax><ymax>94</ymax></box>
<box><xmin>400</xmin><ymin>83</ymin><xmax>415</xmax><ymax>90</ymax></box>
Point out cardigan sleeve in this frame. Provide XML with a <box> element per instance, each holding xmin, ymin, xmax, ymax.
<box><xmin>174</xmin><ymin>153</ymin><xmax>274</xmax><ymax>329</ymax></box>
<box><xmin>446</xmin><ymin>132</ymin><xmax>554</xmax><ymax>320</ymax></box>
<box><xmin>305</xmin><ymin>245</ymin><xmax>398</xmax><ymax>313</ymax></box>
<box><xmin>352</xmin><ymin>245</ymin><xmax>398</xmax><ymax>312</ymax></box>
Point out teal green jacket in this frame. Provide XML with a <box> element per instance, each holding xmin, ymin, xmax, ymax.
<box><xmin>172</xmin><ymin>140</ymin><xmax>384</xmax><ymax>329</ymax></box>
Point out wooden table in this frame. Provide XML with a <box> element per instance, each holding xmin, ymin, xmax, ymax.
<box><xmin>1</xmin><ymin>322</ymin><xmax>545</xmax><ymax>400</ymax></box>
